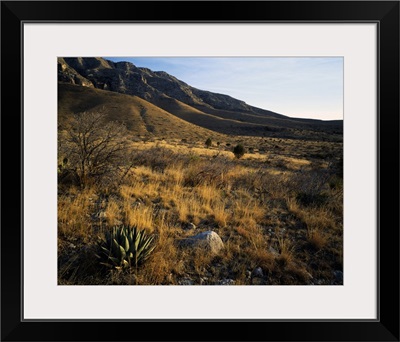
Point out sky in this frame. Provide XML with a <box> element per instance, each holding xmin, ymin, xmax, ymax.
<box><xmin>105</xmin><ymin>57</ymin><xmax>343</xmax><ymax>121</ymax></box>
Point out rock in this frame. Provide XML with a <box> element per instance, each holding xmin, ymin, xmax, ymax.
<box><xmin>181</xmin><ymin>231</ymin><xmax>224</xmax><ymax>254</ymax></box>
<box><xmin>252</xmin><ymin>267</ymin><xmax>264</xmax><ymax>278</ymax></box>
<box><xmin>268</xmin><ymin>246</ymin><xmax>279</xmax><ymax>255</ymax></box>
<box><xmin>58</xmin><ymin>57</ymin><xmax>94</xmax><ymax>88</ymax></box>
<box><xmin>178</xmin><ymin>277</ymin><xmax>195</xmax><ymax>285</ymax></box>
<box><xmin>219</xmin><ymin>279</ymin><xmax>235</xmax><ymax>285</ymax></box>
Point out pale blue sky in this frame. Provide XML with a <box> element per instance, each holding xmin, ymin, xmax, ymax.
<box><xmin>105</xmin><ymin>57</ymin><xmax>343</xmax><ymax>121</ymax></box>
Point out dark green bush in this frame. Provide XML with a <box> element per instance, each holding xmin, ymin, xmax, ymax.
<box><xmin>233</xmin><ymin>144</ymin><xmax>245</xmax><ymax>159</ymax></box>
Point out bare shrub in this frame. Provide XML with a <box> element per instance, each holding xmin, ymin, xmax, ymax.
<box><xmin>183</xmin><ymin>157</ymin><xmax>234</xmax><ymax>188</ymax></box>
<box><xmin>59</xmin><ymin>110</ymin><xmax>132</xmax><ymax>188</ymax></box>
<box><xmin>132</xmin><ymin>146</ymin><xmax>177</xmax><ymax>173</ymax></box>
<box><xmin>289</xmin><ymin>169</ymin><xmax>331</xmax><ymax>207</ymax></box>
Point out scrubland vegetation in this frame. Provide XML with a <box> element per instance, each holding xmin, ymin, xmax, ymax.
<box><xmin>58</xmin><ymin>111</ymin><xmax>343</xmax><ymax>285</ymax></box>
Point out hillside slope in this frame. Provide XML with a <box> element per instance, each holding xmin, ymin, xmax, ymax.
<box><xmin>58</xmin><ymin>83</ymin><xmax>225</xmax><ymax>141</ymax></box>
<box><xmin>58</xmin><ymin>57</ymin><xmax>343</xmax><ymax>141</ymax></box>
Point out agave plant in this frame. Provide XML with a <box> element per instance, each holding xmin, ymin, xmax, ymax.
<box><xmin>97</xmin><ymin>225</ymin><xmax>156</xmax><ymax>269</ymax></box>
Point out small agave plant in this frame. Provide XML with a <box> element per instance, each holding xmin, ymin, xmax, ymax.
<box><xmin>97</xmin><ymin>225</ymin><xmax>156</xmax><ymax>269</ymax></box>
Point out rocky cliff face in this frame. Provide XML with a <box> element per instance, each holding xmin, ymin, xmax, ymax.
<box><xmin>58</xmin><ymin>57</ymin><xmax>257</xmax><ymax>114</ymax></box>
<box><xmin>58</xmin><ymin>57</ymin><xmax>343</xmax><ymax>141</ymax></box>
<box><xmin>58</xmin><ymin>58</ymin><xmax>94</xmax><ymax>88</ymax></box>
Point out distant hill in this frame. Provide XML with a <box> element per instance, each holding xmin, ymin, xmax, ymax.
<box><xmin>58</xmin><ymin>57</ymin><xmax>342</xmax><ymax>141</ymax></box>
<box><xmin>58</xmin><ymin>83</ymin><xmax>226</xmax><ymax>141</ymax></box>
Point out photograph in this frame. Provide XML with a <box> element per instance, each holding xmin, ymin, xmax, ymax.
<box><xmin>1</xmin><ymin>0</ymin><xmax>399</xmax><ymax>340</ymax></box>
<box><xmin>57</xmin><ymin>56</ymin><xmax>344</xmax><ymax>286</ymax></box>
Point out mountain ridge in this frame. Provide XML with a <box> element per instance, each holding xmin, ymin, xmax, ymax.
<box><xmin>58</xmin><ymin>57</ymin><xmax>342</xmax><ymax>141</ymax></box>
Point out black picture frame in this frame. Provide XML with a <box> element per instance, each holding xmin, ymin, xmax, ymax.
<box><xmin>1</xmin><ymin>1</ymin><xmax>399</xmax><ymax>341</ymax></box>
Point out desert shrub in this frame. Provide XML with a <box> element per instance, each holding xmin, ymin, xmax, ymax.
<box><xmin>233</xmin><ymin>144</ymin><xmax>245</xmax><ymax>159</ymax></box>
<box><xmin>132</xmin><ymin>146</ymin><xmax>177</xmax><ymax>173</ymax></box>
<box><xmin>289</xmin><ymin>169</ymin><xmax>330</xmax><ymax>207</ymax></box>
<box><xmin>296</xmin><ymin>192</ymin><xmax>329</xmax><ymax>207</ymax></box>
<box><xmin>330</xmin><ymin>155</ymin><xmax>343</xmax><ymax>178</ymax></box>
<box><xmin>97</xmin><ymin>225</ymin><xmax>156</xmax><ymax>269</ymax></box>
<box><xmin>187</xmin><ymin>151</ymin><xmax>201</xmax><ymax>164</ymax></box>
<box><xmin>58</xmin><ymin>110</ymin><xmax>132</xmax><ymax>188</ymax></box>
<box><xmin>328</xmin><ymin>174</ymin><xmax>343</xmax><ymax>190</ymax></box>
<box><xmin>58</xmin><ymin>157</ymin><xmax>80</xmax><ymax>187</ymax></box>
<box><xmin>183</xmin><ymin>157</ymin><xmax>233</xmax><ymax>188</ymax></box>
<box><xmin>205</xmin><ymin>137</ymin><xmax>212</xmax><ymax>148</ymax></box>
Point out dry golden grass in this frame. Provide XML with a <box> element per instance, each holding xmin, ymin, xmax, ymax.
<box><xmin>58</xmin><ymin>187</ymin><xmax>96</xmax><ymax>240</ymax></box>
<box><xmin>286</xmin><ymin>197</ymin><xmax>337</xmax><ymax>251</ymax></box>
<box><xmin>136</xmin><ymin>223</ymin><xmax>184</xmax><ymax>284</ymax></box>
<box><xmin>287</xmin><ymin>198</ymin><xmax>336</xmax><ymax>231</ymax></box>
<box><xmin>212</xmin><ymin>200</ymin><xmax>230</xmax><ymax>228</ymax></box>
<box><xmin>276</xmin><ymin>235</ymin><xmax>294</xmax><ymax>264</ymax></box>
<box><xmin>104</xmin><ymin>198</ymin><xmax>121</xmax><ymax>226</ymax></box>
<box><xmin>58</xmin><ymin>136</ymin><xmax>343</xmax><ymax>286</ymax></box>
<box><xmin>307</xmin><ymin>229</ymin><xmax>328</xmax><ymax>250</ymax></box>
<box><xmin>124</xmin><ymin>205</ymin><xmax>154</xmax><ymax>232</ymax></box>
<box><xmin>165</xmin><ymin>166</ymin><xmax>185</xmax><ymax>186</ymax></box>
<box><xmin>58</xmin><ymin>77</ymin><xmax>343</xmax><ymax>285</ymax></box>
